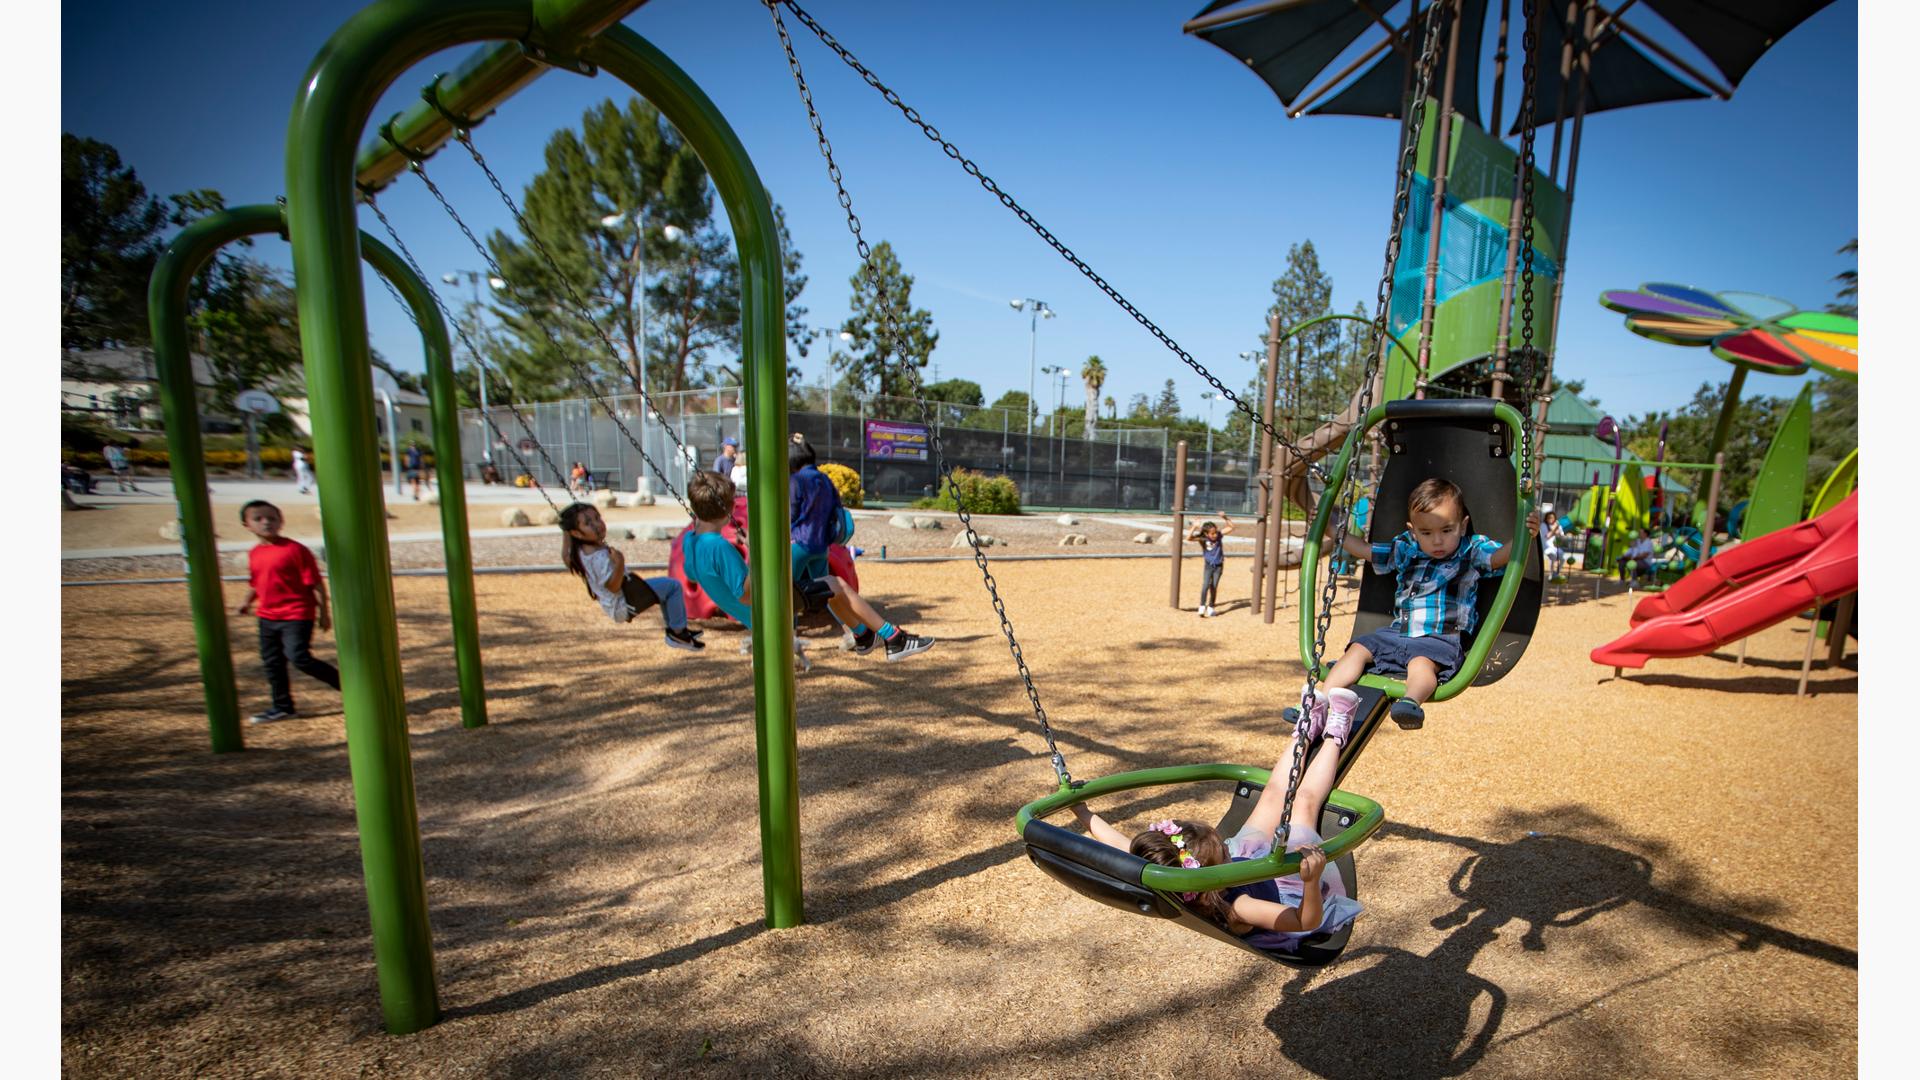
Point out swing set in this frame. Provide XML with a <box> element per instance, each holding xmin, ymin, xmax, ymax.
<box><xmin>149</xmin><ymin>0</ymin><xmax>1550</xmax><ymax>1033</ymax></box>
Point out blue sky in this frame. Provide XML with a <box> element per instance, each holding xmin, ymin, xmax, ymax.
<box><xmin>62</xmin><ymin>0</ymin><xmax>1857</xmax><ymax>425</ymax></box>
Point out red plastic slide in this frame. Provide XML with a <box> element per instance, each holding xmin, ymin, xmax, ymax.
<box><xmin>1629</xmin><ymin>493</ymin><xmax>1858</xmax><ymax>625</ymax></box>
<box><xmin>1592</xmin><ymin>494</ymin><xmax>1856</xmax><ymax>670</ymax></box>
<box><xmin>667</xmin><ymin>495</ymin><xmax>859</xmax><ymax>621</ymax></box>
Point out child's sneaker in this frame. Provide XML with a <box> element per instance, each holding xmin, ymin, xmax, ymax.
<box><xmin>1389</xmin><ymin>699</ymin><xmax>1425</xmax><ymax>729</ymax></box>
<box><xmin>1324</xmin><ymin>688</ymin><xmax>1361</xmax><ymax>747</ymax></box>
<box><xmin>665</xmin><ymin>628</ymin><xmax>705</xmax><ymax>651</ymax></box>
<box><xmin>1293</xmin><ymin>686</ymin><xmax>1329</xmax><ymax>742</ymax></box>
<box><xmin>249</xmin><ymin>707</ymin><xmax>296</xmax><ymax>724</ymax></box>
<box><xmin>883</xmin><ymin>632</ymin><xmax>936</xmax><ymax>662</ymax></box>
<box><xmin>852</xmin><ymin>627</ymin><xmax>879</xmax><ymax>654</ymax></box>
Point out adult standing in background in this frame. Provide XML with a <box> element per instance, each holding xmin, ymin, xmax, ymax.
<box><xmin>292</xmin><ymin>447</ymin><xmax>315</xmax><ymax>495</ymax></box>
<box><xmin>713</xmin><ymin>436</ymin><xmax>739</xmax><ymax>476</ymax></box>
<box><xmin>103</xmin><ymin>442</ymin><xmax>132</xmax><ymax>491</ymax></box>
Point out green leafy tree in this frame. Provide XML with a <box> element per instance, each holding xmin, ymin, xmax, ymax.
<box><xmin>923</xmin><ymin>378</ymin><xmax>983</xmax><ymax>407</ymax></box>
<box><xmin>840</xmin><ymin>241</ymin><xmax>938</xmax><ymax>397</ymax></box>
<box><xmin>1830</xmin><ymin>237</ymin><xmax>1857</xmax><ymax>316</ymax></box>
<box><xmin>1266</xmin><ymin>241</ymin><xmax>1343</xmax><ymax>427</ymax></box>
<box><xmin>62</xmin><ymin>134</ymin><xmax>168</xmax><ymax>349</ymax></box>
<box><xmin>1080</xmin><ymin>356</ymin><xmax>1106</xmax><ymax>438</ymax></box>
<box><xmin>486</xmin><ymin>97</ymin><xmax>806</xmax><ymax>399</ymax></box>
<box><xmin>1153</xmin><ymin>379</ymin><xmax>1181</xmax><ymax>420</ymax></box>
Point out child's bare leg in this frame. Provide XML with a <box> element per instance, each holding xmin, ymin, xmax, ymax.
<box><xmin>825</xmin><ymin>577</ymin><xmax>886</xmax><ymax>630</ymax></box>
<box><xmin>1403</xmin><ymin>657</ymin><xmax>1440</xmax><ymax>704</ymax></box>
<box><xmin>1324</xmin><ymin>644</ymin><xmax>1372</xmax><ymax>690</ymax></box>
<box><xmin>1286</xmin><ymin>739</ymin><xmax>1343</xmax><ymax>840</ymax></box>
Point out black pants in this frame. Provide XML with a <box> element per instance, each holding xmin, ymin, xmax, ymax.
<box><xmin>258</xmin><ymin>618</ymin><xmax>340</xmax><ymax>712</ymax></box>
<box><xmin>1201</xmin><ymin>561</ymin><xmax>1224</xmax><ymax>607</ymax></box>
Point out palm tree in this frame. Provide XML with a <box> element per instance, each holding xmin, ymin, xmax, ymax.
<box><xmin>1104</xmin><ymin>395</ymin><xmax>1116</xmax><ymax>420</ymax></box>
<box><xmin>1081</xmin><ymin>356</ymin><xmax>1107</xmax><ymax>439</ymax></box>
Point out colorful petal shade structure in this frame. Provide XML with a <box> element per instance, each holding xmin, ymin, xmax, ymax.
<box><xmin>1598</xmin><ymin>282</ymin><xmax>1858</xmax><ymax>379</ymax></box>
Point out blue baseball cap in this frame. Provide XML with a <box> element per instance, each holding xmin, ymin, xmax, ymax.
<box><xmin>723</xmin><ymin>437</ymin><xmax>739</xmax><ymax>446</ymax></box>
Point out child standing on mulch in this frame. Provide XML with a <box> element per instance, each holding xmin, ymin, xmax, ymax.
<box><xmin>1186</xmin><ymin>513</ymin><xmax>1235</xmax><ymax>617</ymax></box>
<box><xmin>234</xmin><ymin>500</ymin><xmax>339</xmax><ymax>724</ymax></box>
<box><xmin>1065</xmin><ymin>734</ymin><xmax>1363</xmax><ymax>957</ymax></box>
<box><xmin>1315</xmin><ymin>477</ymin><xmax>1538</xmax><ymax>730</ymax></box>
<box><xmin>559</xmin><ymin>503</ymin><xmax>704</xmax><ymax>651</ymax></box>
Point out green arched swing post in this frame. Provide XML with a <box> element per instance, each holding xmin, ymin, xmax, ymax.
<box><xmin>286</xmin><ymin>0</ymin><xmax>793</xmax><ymax>1033</ymax></box>
<box><xmin>147</xmin><ymin>203</ymin><xmax>487</xmax><ymax>753</ymax></box>
<box><xmin>1297</xmin><ymin>400</ymin><xmax>1536</xmax><ymax>703</ymax></box>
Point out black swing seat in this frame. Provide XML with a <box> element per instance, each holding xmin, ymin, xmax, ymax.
<box><xmin>1349</xmin><ymin>397</ymin><xmax>1545</xmax><ymax>689</ymax></box>
<box><xmin>1021</xmin><ymin>777</ymin><xmax>1371</xmax><ymax>968</ymax></box>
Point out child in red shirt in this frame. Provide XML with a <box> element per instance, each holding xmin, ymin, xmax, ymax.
<box><xmin>235</xmin><ymin>500</ymin><xmax>339</xmax><ymax>723</ymax></box>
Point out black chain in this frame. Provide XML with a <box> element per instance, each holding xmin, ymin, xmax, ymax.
<box><xmin>774</xmin><ymin>0</ymin><xmax>1331</xmax><ymax>486</ymax></box>
<box><xmin>1277</xmin><ymin>1</ymin><xmax>1448</xmax><ymax>849</ymax></box>
<box><xmin>1515</xmin><ymin>0</ymin><xmax>1543</xmax><ymax>502</ymax></box>
<box><xmin>769</xmin><ymin>0</ymin><xmax>1073</xmax><ymax>786</ymax></box>
<box><xmin>406</xmin><ymin>153</ymin><xmax>692</xmax><ymax>517</ymax></box>
<box><xmin>363</xmin><ymin>192</ymin><xmax>569</xmax><ymax>515</ymax></box>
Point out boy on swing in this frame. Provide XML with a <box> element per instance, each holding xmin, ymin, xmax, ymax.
<box><xmin>1310</xmin><ymin>478</ymin><xmax>1538</xmax><ymax>732</ymax></box>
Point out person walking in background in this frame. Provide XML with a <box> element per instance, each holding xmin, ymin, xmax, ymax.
<box><xmin>403</xmin><ymin>443</ymin><xmax>425</xmax><ymax>501</ymax></box>
<box><xmin>102</xmin><ymin>442</ymin><xmax>132</xmax><ymax>491</ymax></box>
<box><xmin>292</xmin><ymin>447</ymin><xmax>314</xmax><ymax>495</ymax></box>
<box><xmin>713</xmin><ymin>436</ymin><xmax>739</xmax><ymax>476</ymax></box>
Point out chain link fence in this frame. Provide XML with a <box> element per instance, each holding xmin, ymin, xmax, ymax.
<box><xmin>457</xmin><ymin>385</ymin><xmax>1271</xmax><ymax>513</ymax></box>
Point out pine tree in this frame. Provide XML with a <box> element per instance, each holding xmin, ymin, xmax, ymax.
<box><xmin>62</xmin><ymin>134</ymin><xmax>169</xmax><ymax>349</ymax></box>
<box><xmin>839</xmin><ymin>241</ymin><xmax>938</xmax><ymax>397</ymax></box>
<box><xmin>485</xmin><ymin>97</ymin><xmax>806</xmax><ymax>400</ymax></box>
<box><xmin>1267</xmin><ymin>241</ymin><xmax>1340</xmax><ymax>428</ymax></box>
<box><xmin>1153</xmin><ymin>379</ymin><xmax>1181</xmax><ymax>420</ymax></box>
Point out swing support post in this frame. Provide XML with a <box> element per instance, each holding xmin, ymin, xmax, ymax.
<box><xmin>284</xmin><ymin>0</ymin><xmax>794</xmax><ymax>1035</ymax></box>
<box><xmin>1170</xmin><ymin>441</ymin><xmax>1188</xmax><ymax>608</ymax></box>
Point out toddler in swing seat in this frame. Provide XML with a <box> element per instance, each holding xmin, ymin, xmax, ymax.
<box><xmin>1311</xmin><ymin>477</ymin><xmax>1538</xmax><ymax>731</ymax></box>
<box><xmin>1065</xmin><ymin>734</ymin><xmax>1364</xmax><ymax>956</ymax></box>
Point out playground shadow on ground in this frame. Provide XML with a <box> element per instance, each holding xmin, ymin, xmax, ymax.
<box><xmin>1260</xmin><ymin>806</ymin><xmax>1855</xmax><ymax>1079</ymax></box>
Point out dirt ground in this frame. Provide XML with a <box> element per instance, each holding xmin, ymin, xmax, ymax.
<box><xmin>61</xmin><ymin>559</ymin><xmax>1857</xmax><ymax>1078</ymax></box>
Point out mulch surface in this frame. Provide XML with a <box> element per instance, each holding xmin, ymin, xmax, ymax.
<box><xmin>62</xmin><ymin>561</ymin><xmax>1856</xmax><ymax>1077</ymax></box>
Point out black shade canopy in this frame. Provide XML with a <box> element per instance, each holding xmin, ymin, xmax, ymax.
<box><xmin>1185</xmin><ymin>0</ymin><xmax>1838</xmax><ymax>127</ymax></box>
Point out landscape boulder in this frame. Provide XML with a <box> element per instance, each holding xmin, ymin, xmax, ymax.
<box><xmin>500</xmin><ymin>508</ymin><xmax>532</xmax><ymax>527</ymax></box>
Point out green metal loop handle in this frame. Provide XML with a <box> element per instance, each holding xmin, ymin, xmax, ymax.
<box><xmin>1297</xmin><ymin>401</ymin><xmax>1537</xmax><ymax>704</ymax></box>
<box><xmin>421</xmin><ymin>74</ymin><xmax>488</xmax><ymax>131</ymax></box>
<box><xmin>1016</xmin><ymin>764</ymin><xmax>1384</xmax><ymax>892</ymax></box>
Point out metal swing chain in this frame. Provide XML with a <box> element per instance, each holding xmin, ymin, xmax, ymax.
<box><xmin>367</xmin><ymin>266</ymin><xmax>563</xmax><ymax>513</ymax></box>
<box><xmin>768</xmin><ymin>0</ymin><xmax>1072</xmax><ymax>787</ymax></box>
<box><xmin>1514</xmin><ymin>0</ymin><xmax>1545</xmax><ymax>506</ymax></box>
<box><xmin>405</xmin><ymin>154</ymin><xmax>693</xmax><ymax>516</ymax></box>
<box><xmin>363</xmin><ymin>192</ymin><xmax>572</xmax><ymax>515</ymax></box>
<box><xmin>451</xmin><ymin>132</ymin><xmax>701</xmax><ymax>477</ymax></box>
<box><xmin>1275</xmin><ymin>2</ymin><xmax>1449</xmax><ymax>850</ymax></box>
<box><xmin>773</xmin><ymin>0</ymin><xmax>1333</xmax><ymax>486</ymax></box>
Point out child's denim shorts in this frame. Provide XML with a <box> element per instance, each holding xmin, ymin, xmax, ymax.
<box><xmin>1352</xmin><ymin>628</ymin><xmax>1463</xmax><ymax>682</ymax></box>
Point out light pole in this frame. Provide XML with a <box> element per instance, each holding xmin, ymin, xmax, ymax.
<box><xmin>598</xmin><ymin>210</ymin><xmax>684</xmax><ymax>495</ymax></box>
<box><xmin>1041</xmin><ymin>364</ymin><xmax>1066</xmax><ymax>498</ymax></box>
<box><xmin>1009</xmin><ymin>298</ymin><xmax>1053</xmax><ymax>493</ymax></box>
<box><xmin>806</xmin><ymin>326</ymin><xmax>853</xmax><ymax>450</ymax></box>
<box><xmin>1238</xmin><ymin>349</ymin><xmax>1263</xmax><ymax>468</ymax></box>
<box><xmin>442</xmin><ymin>270</ymin><xmax>505</xmax><ymax>464</ymax></box>
<box><xmin>1200</xmin><ymin>391</ymin><xmax>1217</xmax><ymax>504</ymax></box>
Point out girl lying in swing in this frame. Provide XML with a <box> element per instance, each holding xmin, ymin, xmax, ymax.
<box><xmin>1064</xmin><ymin>714</ymin><xmax>1363</xmax><ymax>954</ymax></box>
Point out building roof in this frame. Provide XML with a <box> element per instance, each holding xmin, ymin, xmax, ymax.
<box><xmin>63</xmin><ymin>347</ymin><xmax>217</xmax><ymax>387</ymax></box>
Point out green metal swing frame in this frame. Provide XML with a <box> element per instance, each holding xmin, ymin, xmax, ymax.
<box><xmin>149</xmin><ymin>0</ymin><xmax>801</xmax><ymax>1035</ymax></box>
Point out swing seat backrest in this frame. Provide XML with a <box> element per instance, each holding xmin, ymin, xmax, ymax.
<box><xmin>1351</xmin><ymin>399</ymin><xmax>1543</xmax><ymax>686</ymax></box>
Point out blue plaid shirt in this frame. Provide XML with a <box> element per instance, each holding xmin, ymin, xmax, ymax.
<box><xmin>1371</xmin><ymin>530</ymin><xmax>1504</xmax><ymax>637</ymax></box>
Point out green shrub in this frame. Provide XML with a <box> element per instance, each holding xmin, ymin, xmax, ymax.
<box><xmin>917</xmin><ymin>469</ymin><xmax>1021</xmax><ymax>515</ymax></box>
<box><xmin>818</xmin><ymin>461</ymin><xmax>863</xmax><ymax>508</ymax></box>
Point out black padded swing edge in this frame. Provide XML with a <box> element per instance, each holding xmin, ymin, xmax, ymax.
<box><xmin>1021</xmin><ymin>773</ymin><xmax>1370</xmax><ymax>968</ymax></box>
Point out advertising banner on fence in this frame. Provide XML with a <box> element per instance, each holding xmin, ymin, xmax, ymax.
<box><xmin>864</xmin><ymin>419</ymin><xmax>929</xmax><ymax>461</ymax></box>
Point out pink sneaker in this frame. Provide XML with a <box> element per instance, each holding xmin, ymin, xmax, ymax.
<box><xmin>1325</xmin><ymin>688</ymin><xmax>1361</xmax><ymax>747</ymax></box>
<box><xmin>1296</xmin><ymin>686</ymin><xmax>1329</xmax><ymax>742</ymax></box>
